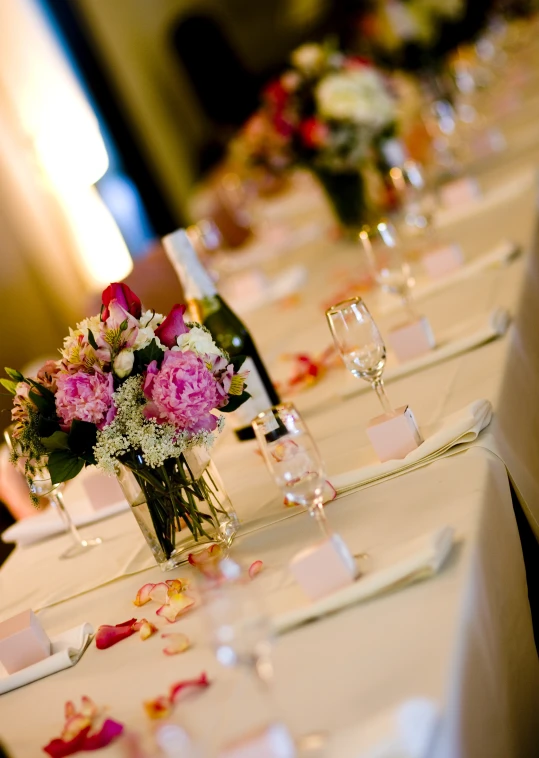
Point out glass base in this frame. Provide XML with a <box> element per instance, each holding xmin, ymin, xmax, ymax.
<box><xmin>60</xmin><ymin>536</ymin><xmax>102</xmax><ymax>559</ymax></box>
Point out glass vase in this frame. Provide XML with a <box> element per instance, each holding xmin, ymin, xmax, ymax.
<box><xmin>116</xmin><ymin>448</ymin><xmax>239</xmax><ymax>571</ymax></box>
<box><xmin>312</xmin><ymin>167</ymin><xmax>369</xmax><ymax>236</ymax></box>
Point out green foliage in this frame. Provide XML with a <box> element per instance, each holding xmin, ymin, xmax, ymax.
<box><xmin>132</xmin><ymin>339</ymin><xmax>164</xmax><ymax>376</ymax></box>
<box><xmin>40</xmin><ymin>431</ymin><xmax>70</xmax><ymax>452</ymax></box>
<box><xmin>47</xmin><ymin>450</ymin><xmax>85</xmax><ymax>485</ymax></box>
<box><xmin>87</xmin><ymin>329</ymin><xmax>99</xmax><ymax>350</ymax></box>
<box><xmin>68</xmin><ymin>420</ymin><xmax>97</xmax><ymax>464</ymax></box>
<box><xmin>0</xmin><ymin>378</ymin><xmax>19</xmax><ymax>395</ymax></box>
<box><xmin>220</xmin><ymin>390</ymin><xmax>251</xmax><ymax>413</ymax></box>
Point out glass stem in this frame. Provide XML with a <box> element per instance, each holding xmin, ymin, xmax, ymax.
<box><xmin>372</xmin><ymin>378</ymin><xmax>393</xmax><ymax>416</ymax></box>
<box><xmin>401</xmin><ymin>288</ymin><xmax>419</xmax><ymax>321</ymax></box>
<box><xmin>309</xmin><ymin>497</ymin><xmax>332</xmax><ymax>539</ymax></box>
<box><xmin>50</xmin><ymin>490</ymin><xmax>85</xmax><ymax>547</ymax></box>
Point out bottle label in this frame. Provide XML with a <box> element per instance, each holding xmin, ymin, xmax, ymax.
<box><xmin>230</xmin><ymin>357</ymin><xmax>274</xmax><ymax>429</ymax></box>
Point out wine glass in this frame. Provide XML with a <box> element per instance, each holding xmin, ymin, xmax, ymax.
<box><xmin>252</xmin><ymin>404</ymin><xmax>332</xmax><ymax>539</ymax></box>
<box><xmin>358</xmin><ymin>220</ymin><xmax>418</xmax><ymax>320</ymax></box>
<box><xmin>326</xmin><ymin>297</ymin><xmax>394</xmax><ymax>416</ymax></box>
<box><xmin>4</xmin><ymin>426</ymin><xmax>102</xmax><ymax>559</ymax></box>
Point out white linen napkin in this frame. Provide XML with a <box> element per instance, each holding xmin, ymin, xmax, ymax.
<box><xmin>272</xmin><ymin>527</ymin><xmax>455</xmax><ymax>635</ymax></box>
<box><xmin>341</xmin><ymin>310</ymin><xmax>509</xmax><ymax>400</ymax></box>
<box><xmin>332</xmin><ymin>400</ymin><xmax>492</xmax><ymax>496</ymax></box>
<box><xmin>0</xmin><ymin>622</ymin><xmax>94</xmax><ymax>694</ymax></box>
<box><xmin>2</xmin><ymin>499</ymin><xmax>128</xmax><ymax>546</ymax></box>
<box><xmin>326</xmin><ymin>698</ymin><xmax>439</xmax><ymax>758</ymax></box>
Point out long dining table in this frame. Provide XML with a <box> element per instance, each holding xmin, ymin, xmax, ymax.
<box><xmin>3</xmin><ymin>28</ymin><xmax>539</xmax><ymax>758</ymax></box>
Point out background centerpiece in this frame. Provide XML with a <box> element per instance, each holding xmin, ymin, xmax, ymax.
<box><xmin>2</xmin><ymin>283</ymin><xmax>250</xmax><ymax>570</ymax></box>
<box><xmin>235</xmin><ymin>42</ymin><xmax>398</xmax><ymax>234</ymax></box>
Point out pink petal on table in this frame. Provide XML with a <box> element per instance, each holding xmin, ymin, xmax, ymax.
<box><xmin>133</xmin><ymin>583</ymin><xmax>155</xmax><ymax>607</ymax></box>
<box><xmin>148</xmin><ymin>583</ymin><xmax>169</xmax><ymax>605</ymax></box>
<box><xmin>95</xmin><ymin>619</ymin><xmax>137</xmax><ymax>650</ymax></box>
<box><xmin>169</xmin><ymin>672</ymin><xmax>210</xmax><ymax>703</ymax></box>
<box><xmin>137</xmin><ymin>619</ymin><xmax>158</xmax><ymax>641</ymax></box>
<box><xmin>60</xmin><ymin>715</ymin><xmax>92</xmax><ymax>743</ymax></box>
<box><xmin>156</xmin><ymin>592</ymin><xmax>195</xmax><ymax>623</ymax></box>
<box><xmin>43</xmin><ymin>726</ymin><xmax>91</xmax><ymax>757</ymax></box>
<box><xmin>143</xmin><ymin>695</ymin><xmax>172</xmax><ymax>721</ymax></box>
<box><xmin>165</xmin><ymin>578</ymin><xmax>188</xmax><ymax>593</ymax></box>
<box><xmin>64</xmin><ymin>702</ymin><xmax>76</xmax><ymax>721</ymax></box>
<box><xmin>80</xmin><ymin>696</ymin><xmax>98</xmax><ymax>720</ymax></box>
<box><xmin>325</xmin><ymin>480</ymin><xmax>337</xmax><ymax>501</ymax></box>
<box><xmin>248</xmin><ymin>560</ymin><xmax>264</xmax><ymax>579</ymax></box>
<box><xmin>82</xmin><ymin>719</ymin><xmax>124</xmax><ymax>750</ymax></box>
<box><xmin>162</xmin><ymin>633</ymin><xmax>190</xmax><ymax>655</ymax></box>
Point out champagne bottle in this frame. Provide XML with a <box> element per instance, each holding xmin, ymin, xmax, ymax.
<box><xmin>162</xmin><ymin>229</ymin><xmax>280</xmax><ymax>441</ymax></box>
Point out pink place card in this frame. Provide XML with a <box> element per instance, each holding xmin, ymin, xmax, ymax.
<box><xmin>387</xmin><ymin>317</ymin><xmax>435</xmax><ymax>363</ymax></box>
<box><xmin>82</xmin><ymin>472</ymin><xmax>124</xmax><ymax>512</ymax></box>
<box><xmin>219</xmin><ymin>724</ymin><xmax>296</xmax><ymax>758</ymax></box>
<box><xmin>422</xmin><ymin>244</ymin><xmax>464</xmax><ymax>279</ymax></box>
<box><xmin>366</xmin><ymin>405</ymin><xmax>423</xmax><ymax>463</ymax></box>
<box><xmin>439</xmin><ymin>177</ymin><xmax>481</xmax><ymax>209</ymax></box>
<box><xmin>289</xmin><ymin>533</ymin><xmax>356</xmax><ymax>601</ymax></box>
<box><xmin>0</xmin><ymin>609</ymin><xmax>51</xmax><ymax>675</ymax></box>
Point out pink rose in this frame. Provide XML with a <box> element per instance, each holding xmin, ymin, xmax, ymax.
<box><xmin>154</xmin><ymin>304</ymin><xmax>189</xmax><ymax>349</ymax></box>
<box><xmin>55</xmin><ymin>370</ymin><xmax>116</xmax><ymax>430</ymax></box>
<box><xmin>101</xmin><ymin>282</ymin><xmax>141</xmax><ymax>322</ymax></box>
<box><xmin>143</xmin><ymin>351</ymin><xmax>221</xmax><ymax>433</ymax></box>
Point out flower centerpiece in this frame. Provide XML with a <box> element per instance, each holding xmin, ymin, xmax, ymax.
<box><xmin>234</xmin><ymin>42</ymin><xmax>398</xmax><ymax>233</ymax></box>
<box><xmin>2</xmin><ymin>283</ymin><xmax>250</xmax><ymax>570</ymax></box>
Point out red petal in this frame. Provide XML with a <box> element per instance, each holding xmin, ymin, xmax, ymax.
<box><xmin>43</xmin><ymin>726</ymin><xmax>91</xmax><ymax>757</ymax></box>
<box><xmin>133</xmin><ymin>583</ymin><xmax>155</xmax><ymax>607</ymax></box>
<box><xmin>82</xmin><ymin>719</ymin><xmax>124</xmax><ymax>751</ymax></box>
<box><xmin>169</xmin><ymin>673</ymin><xmax>210</xmax><ymax>703</ymax></box>
<box><xmin>248</xmin><ymin>560</ymin><xmax>264</xmax><ymax>579</ymax></box>
<box><xmin>95</xmin><ymin>619</ymin><xmax>137</xmax><ymax>650</ymax></box>
<box><xmin>154</xmin><ymin>304</ymin><xmax>188</xmax><ymax>348</ymax></box>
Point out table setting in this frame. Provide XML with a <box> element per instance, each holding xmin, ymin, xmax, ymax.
<box><xmin>3</xmin><ymin>8</ymin><xmax>539</xmax><ymax>758</ymax></box>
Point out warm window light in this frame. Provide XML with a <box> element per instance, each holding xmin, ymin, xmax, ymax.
<box><xmin>62</xmin><ymin>186</ymin><xmax>133</xmax><ymax>290</ymax></box>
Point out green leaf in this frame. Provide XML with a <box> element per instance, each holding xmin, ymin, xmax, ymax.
<box><xmin>47</xmin><ymin>450</ymin><xmax>85</xmax><ymax>485</ymax></box>
<box><xmin>26</xmin><ymin>378</ymin><xmax>56</xmax><ymax>403</ymax></box>
<box><xmin>68</xmin><ymin>420</ymin><xmax>98</xmax><ymax>464</ymax></box>
<box><xmin>119</xmin><ymin>319</ymin><xmax>128</xmax><ymax>332</ymax></box>
<box><xmin>87</xmin><ymin>329</ymin><xmax>99</xmax><ymax>350</ymax></box>
<box><xmin>4</xmin><ymin>367</ymin><xmax>24</xmax><ymax>382</ymax></box>
<box><xmin>132</xmin><ymin>339</ymin><xmax>164</xmax><ymax>376</ymax></box>
<box><xmin>29</xmin><ymin>390</ymin><xmax>54</xmax><ymax>415</ymax></box>
<box><xmin>37</xmin><ymin>416</ymin><xmax>61</xmax><ymax>439</ymax></box>
<box><xmin>0</xmin><ymin>378</ymin><xmax>19</xmax><ymax>395</ymax></box>
<box><xmin>40</xmin><ymin>431</ymin><xmax>70</xmax><ymax>452</ymax></box>
<box><xmin>229</xmin><ymin>355</ymin><xmax>248</xmax><ymax>372</ymax></box>
<box><xmin>220</xmin><ymin>390</ymin><xmax>251</xmax><ymax>413</ymax></box>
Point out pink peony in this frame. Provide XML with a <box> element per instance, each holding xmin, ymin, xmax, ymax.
<box><xmin>55</xmin><ymin>370</ymin><xmax>116</xmax><ymax>430</ymax></box>
<box><xmin>143</xmin><ymin>351</ymin><xmax>221</xmax><ymax>433</ymax></box>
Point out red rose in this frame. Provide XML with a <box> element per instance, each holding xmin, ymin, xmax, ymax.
<box><xmin>299</xmin><ymin>117</ymin><xmax>329</xmax><ymax>149</ymax></box>
<box><xmin>155</xmin><ymin>304</ymin><xmax>189</xmax><ymax>348</ymax></box>
<box><xmin>101</xmin><ymin>283</ymin><xmax>141</xmax><ymax>321</ymax></box>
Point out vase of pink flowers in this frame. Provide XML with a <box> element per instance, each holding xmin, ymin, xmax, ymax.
<box><xmin>2</xmin><ymin>283</ymin><xmax>250</xmax><ymax>569</ymax></box>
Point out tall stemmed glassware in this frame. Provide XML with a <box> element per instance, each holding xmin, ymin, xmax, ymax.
<box><xmin>326</xmin><ymin>297</ymin><xmax>394</xmax><ymax>416</ymax></box>
<box><xmin>252</xmin><ymin>404</ymin><xmax>332</xmax><ymax>539</ymax></box>
<box><xmin>359</xmin><ymin>220</ymin><xmax>418</xmax><ymax>320</ymax></box>
<box><xmin>4</xmin><ymin>426</ymin><xmax>102</xmax><ymax>559</ymax></box>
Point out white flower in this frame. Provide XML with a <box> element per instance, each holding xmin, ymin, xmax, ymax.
<box><xmin>316</xmin><ymin>69</ymin><xmax>396</xmax><ymax>129</ymax></box>
<box><xmin>173</xmin><ymin>327</ymin><xmax>222</xmax><ymax>358</ymax></box>
<box><xmin>113</xmin><ymin>349</ymin><xmax>135</xmax><ymax>378</ymax></box>
<box><xmin>140</xmin><ymin>310</ymin><xmax>163</xmax><ymax>328</ymax></box>
<box><xmin>134</xmin><ymin>326</ymin><xmax>164</xmax><ymax>351</ymax></box>
<box><xmin>291</xmin><ymin>43</ymin><xmax>325</xmax><ymax>74</ymax></box>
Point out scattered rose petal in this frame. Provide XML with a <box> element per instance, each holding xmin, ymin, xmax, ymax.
<box><xmin>133</xmin><ymin>583</ymin><xmax>155</xmax><ymax>607</ymax></box>
<box><xmin>326</xmin><ymin>480</ymin><xmax>337</xmax><ymax>501</ymax></box>
<box><xmin>188</xmin><ymin>545</ymin><xmax>224</xmax><ymax>578</ymax></box>
<box><xmin>248</xmin><ymin>560</ymin><xmax>264</xmax><ymax>579</ymax></box>
<box><xmin>43</xmin><ymin>698</ymin><xmax>123</xmax><ymax>757</ymax></box>
<box><xmin>165</xmin><ymin>578</ymin><xmax>188</xmax><ymax>592</ymax></box>
<box><xmin>143</xmin><ymin>696</ymin><xmax>172</xmax><ymax>721</ymax></box>
<box><xmin>162</xmin><ymin>633</ymin><xmax>190</xmax><ymax>655</ymax></box>
<box><xmin>143</xmin><ymin>674</ymin><xmax>210</xmax><ymax>721</ymax></box>
<box><xmin>95</xmin><ymin>619</ymin><xmax>137</xmax><ymax>650</ymax></box>
<box><xmin>148</xmin><ymin>582</ymin><xmax>169</xmax><ymax>605</ymax></box>
<box><xmin>156</xmin><ymin>592</ymin><xmax>195</xmax><ymax>623</ymax></box>
<box><xmin>133</xmin><ymin>619</ymin><xmax>158</xmax><ymax>641</ymax></box>
<box><xmin>170</xmin><ymin>673</ymin><xmax>209</xmax><ymax>703</ymax></box>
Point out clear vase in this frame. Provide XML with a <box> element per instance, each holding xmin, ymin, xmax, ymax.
<box><xmin>313</xmin><ymin>167</ymin><xmax>368</xmax><ymax>235</ymax></box>
<box><xmin>116</xmin><ymin>448</ymin><xmax>239</xmax><ymax>571</ymax></box>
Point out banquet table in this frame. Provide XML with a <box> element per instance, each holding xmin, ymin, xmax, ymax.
<box><xmin>3</xmin><ymin>32</ymin><xmax>539</xmax><ymax>758</ymax></box>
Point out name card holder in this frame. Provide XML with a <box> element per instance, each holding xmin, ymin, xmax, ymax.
<box><xmin>0</xmin><ymin>609</ymin><xmax>51</xmax><ymax>675</ymax></box>
<box><xmin>387</xmin><ymin>317</ymin><xmax>435</xmax><ymax>363</ymax></box>
<box><xmin>289</xmin><ymin>533</ymin><xmax>357</xmax><ymax>601</ymax></box>
<box><xmin>366</xmin><ymin>406</ymin><xmax>423</xmax><ymax>463</ymax></box>
<box><xmin>422</xmin><ymin>244</ymin><xmax>464</xmax><ymax>279</ymax></box>
<box><xmin>439</xmin><ymin>177</ymin><xmax>481</xmax><ymax>209</ymax></box>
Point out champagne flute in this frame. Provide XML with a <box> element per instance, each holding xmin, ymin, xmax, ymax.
<box><xmin>4</xmin><ymin>426</ymin><xmax>102</xmax><ymax>559</ymax></box>
<box><xmin>358</xmin><ymin>220</ymin><xmax>418</xmax><ymax>320</ymax></box>
<box><xmin>252</xmin><ymin>404</ymin><xmax>332</xmax><ymax>539</ymax></box>
<box><xmin>326</xmin><ymin>297</ymin><xmax>394</xmax><ymax>416</ymax></box>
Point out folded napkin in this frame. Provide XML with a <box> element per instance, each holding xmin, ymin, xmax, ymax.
<box><xmin>327</xmin><ymin>698</ymin><xmax>439</xmax><ymax>758</ymax></box>
<box><xmin>332</xmin><ymin>400</ymin><xmax>492</xmax><ymax>497</ymax></box>
<box><xmin>379</xmin><ymin>242</ymin><xmax>519</xmax><ymax>316</ymax></box>
<box><xmin>0</xmin><ymin>622</ymin><xmax>94</xmax><ymax>694</ymax></box>
<box><xmin>221</xmin><ymin>264</ymin><xmax>307</xmax><ymax>316</ymax></box>
<box><xmin>272</xmin><ymin>527</ymin><xmax>454</xmax><ymax>635</ymax></box>
<box><xmin>2</xmin><ymin>499</ymin><xmax>128</xmax><ymax>547</ymax></box>
<box><xmin>342</xmin><ymin>310</ymin><xmax>510</xmax><ymax>399</ymax></box>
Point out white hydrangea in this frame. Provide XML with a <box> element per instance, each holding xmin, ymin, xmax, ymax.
<box><xmin>134</xmin><ymin>311</ymin><xmax>165</xmax><ymax>351</ymax></box>
<box><xmin>173</xmin><ymin>326</ymin><xmax>222</xmax><ymax>358</ymax></box>
<box><xmin>316</xmin><ymin>69</ymin><xmax>396</xmax><ymax>129</ymax></box>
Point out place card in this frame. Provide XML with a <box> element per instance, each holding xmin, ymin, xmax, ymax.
<box><xmin>470</xmin><ymin>128</ymin><xmax>506</xmax><ymax>160</ymax></box>
<box><xmin>82</xmin><ymin>472</ymin><xmax>124</xmax><ymax>512</ymax></box>
<box><xmin>366</xmin><ymin>406</ymin><xmax>423</xmax><ymax>463</ymax></box>
<box><xmin>289</xmin><ymin>533</ymin><xmax>357</xmax><ymax>601</ymax></box>
<box><xmin>0</xmin><ymin>609</ymin><xmax>51</xmax><ymax>675</ymax></box>
<box><xmin>219</xmin><ymin>723</ymin><xmax>296</xmax><ymax>758</ymax></box>
<box><xmin>422</xmin><ymin>244</ymin><xmax>464</xmax><ymax>279</ymax></box>
<box><xmin>439</xmin><ymin>177</ymin><xmax>481</xmax><ymax>209</ymax></box>
<box><xmin>387</xmin><ymin>316</ymin><xmax>435</xmax><ymax>363</ymax></box>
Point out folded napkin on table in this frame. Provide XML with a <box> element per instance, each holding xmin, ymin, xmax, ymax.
<box><xmin>379</xmin><ymin>240</ymin><xmax>520</xmax><ymax>317</ymax></box>
<box><xmin>273</xmin><ymin>526</ymin><xmax>455</xmax><ymax>634</ymax></box>
<box><xmin>332</xmin><ymin>400</ymin><xmax>492</xmax><ymax>497</ymax></box>
<box><xmin>327</xmin><ymin>698</ymin><xmax>439</xmax><ymax>758</ymax></box>
<box><xmin>0</xmin><ymin>622</ymin><xmax>94</xmax><ymax>695</ymax></box>
<box><xmin>342</xmin><ymin>310</ymin><xmax>509</xmax><ymax>400</ymax></box>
